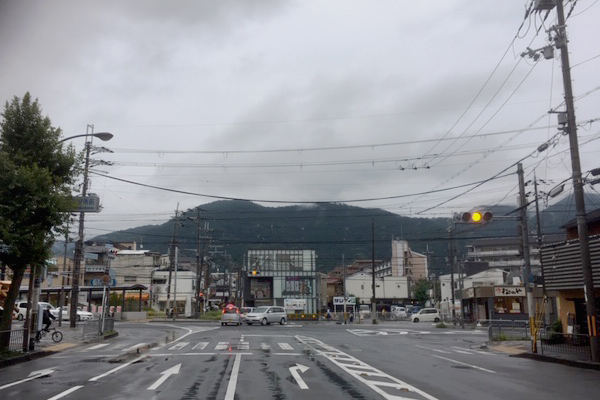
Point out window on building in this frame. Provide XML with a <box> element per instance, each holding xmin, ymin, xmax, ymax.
<box><xmin>124</xmin><ymin>276</ymin><xmax>137</xmax><ymax>283</ymax></box>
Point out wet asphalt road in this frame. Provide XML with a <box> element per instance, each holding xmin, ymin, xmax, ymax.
<box><xmin>1</xmin><ymin>320</ymin><xmax>599</xmax><ymax>400</ymax></box>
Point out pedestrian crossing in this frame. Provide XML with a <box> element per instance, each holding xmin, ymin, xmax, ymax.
<box><xmin>348</xmin><ymin>328</ymin><xmax>487</xmax><ymax>337</ymax></box>
<box><xmin>78</xmin><ymin>339</ymin><xmax>305</xmax><ymax>354</ymax></box>
<box><xmin>415</xmin><ymin>344</ymin><xmax>495</xmax><ymax>357</ymax></box>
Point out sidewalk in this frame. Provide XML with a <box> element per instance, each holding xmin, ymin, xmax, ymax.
<box><xmin>0</xmin><ymin>322</ymin><xmax>117</xmax><ymax>369</ymax></box>
<box><xmin>489</xmin><ymin>340</ymin><xmax>600</xmax><ymax>371</ymax></box>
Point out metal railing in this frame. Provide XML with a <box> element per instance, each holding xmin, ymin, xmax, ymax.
<box><xmin>539</xmin><ymin>332</ymin><xmax>591</xmax><ymax>360</ymax></box>
<box><xmin>485</xmin><ymin>319</ymin><xmax>531</xmax><ymax>341</ymax></box>
<box><xmin>0</xmin><ymin>329</ymin><xmax>27</xmax><ymax>353</ymax></box>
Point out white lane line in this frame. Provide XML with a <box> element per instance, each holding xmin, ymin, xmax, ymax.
<box><xmin>224</xmin><ymin>354</ymin><xmax>242</xmax><ymax>400</ymax></box>
<box><xmin>273</xmin><ymin>353</ymin><xmax>301</xmax><ymax>356</ymax></box>
<box><xmin>81</xmin><ymin>343</ymin><xmax>109</xmax><ymax>352</ymax></box>
<box><xmin>169</xmin><ymin>342</ymin><xmax>189</xmax><ymax>351</ymax></box>
<box><xmin>278</xmin><ymin>343</ymin><xmax>294</xmax><ymax>350</ymax></box>
<box><xmin>89</xmin><ymin>355</ymin><xmax>146</xmax><ymax>382</ymax></box>
<box><xmin>243</xmin><ymin>334</ymin><xmax>293</xmax><ymax>337</ymax></box>
<box><xmin>453</xmin><ymin>350</ymin><xmax>473</xmax><ymax>355</ymax></box>
<box><xmin>192</xmin><ymin>342</ymin><xmax>208</xmax><ymax>350</ymax></box>
<box><xmin>122</xmin><ymin>343</ymin><xmax>148</xmax><ymax>352</ymax></box>
<box><xmin>450</xmin><ymin>346</ymin><xmax>494</xmax><ymax>355</ymax></box>
<box><xmin>415</xmin><ymin>345</ymin><xmax>452</xmax><ymax>355</ymax></box>
<box><xmin>46</xmin><ymin>386</ymin><xmax>84</xmax><ymax>400</ymax></box>
<box><xmin>432</xmin><ymin>355</ymin><xmax>496</xmax><ymax>373</ymax></box>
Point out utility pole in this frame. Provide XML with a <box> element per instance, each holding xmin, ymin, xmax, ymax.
<box><xmin>448</xmin><ymin>223</ymin><xmax>456</xmax><ymax>326</ymax></box>
<box><xmin>371</xmin><ymin>219</ymin><xmax>377</xmax><ymax>324</ymax></box>
<box><xmin>166</xmin><ymin>205</ymin><xmax>180</xmax><ymax>318</ymax></box>
<box><xmin>555</xmin><ymin>0</ymin><xmax>599</xmax><ymax>362</ymax></box>
<box><xmin>518</xmin><ymin>163</ymin><xmax>536</xmax><ymax>352</ymax></box>
<box><xmin>533</xmin><ymin>174</ymin><xmax>551</xmax><ymax>326</ymax></box>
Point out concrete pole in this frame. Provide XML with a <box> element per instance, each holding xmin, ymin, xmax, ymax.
<box><xmin>556</xmin><ymin>0</ymin><xmax>599</xmax><ymax>362</ymax></box>
<box><xmin>371</xmin><ymin>219</ymin><xmax>377</xmax><ymax>324</ymax></box>
<box><xmin>518</xmin><ymin>163</ymin><xmax>536</xmax><ymax>352</ymax></box>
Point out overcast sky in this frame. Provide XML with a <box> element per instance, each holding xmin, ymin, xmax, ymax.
<box><xmin>1</xmin><ymin>0</ymin><xmax>600</xmax><ymax>240</ymax></box>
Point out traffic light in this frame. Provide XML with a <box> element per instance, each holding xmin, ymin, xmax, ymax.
<box><xmin>251</xmin><ymin>269</ymin><xmax>259</xmax><ymax>276</ymax></box>
<box><xmin>461</xmin><ymin>211</ymin><xmax>493</xmax><ymax>223</ymax></box>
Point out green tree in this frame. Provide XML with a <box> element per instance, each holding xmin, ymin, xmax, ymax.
<box><xmin>412</xmin><ymin>279</ymin><xmax>431</xmax><ymax>305</ymax></box>
<box><xmin>0</xmin><ymin>93</ymin><xmax>76</xmax><ymax>347</ymax></box>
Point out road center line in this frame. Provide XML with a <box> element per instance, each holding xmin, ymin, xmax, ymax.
<box><xmin>432</xmin><ymin>355</ymin><xmax>496</xmax><ymax>373</ymax></box>
<box><xmin>224</xmin><ymin>354</ymin><xmax>242</xmax><ymax>400</ymax></box>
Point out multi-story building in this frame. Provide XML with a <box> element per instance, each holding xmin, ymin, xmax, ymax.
<box><xmin>242</xmin><ymin>249</ymin><xmax>320</xmax><ymax>313</ymax></box>
<box><xmin>151</xmin><ymin>268</ymin><xmax>197</xmax><ymax>317</ymax></box>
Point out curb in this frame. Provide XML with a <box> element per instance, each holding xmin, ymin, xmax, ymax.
<box><xmin>512</xmin><ymin>352</ymin><xmax>600</xmax><ymax>371</ymax></box>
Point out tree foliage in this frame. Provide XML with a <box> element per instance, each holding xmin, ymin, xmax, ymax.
<box><xmin>412</xmin><ymin>279</ymin><xmax>431</xmax><ymax>305</ymax></box>
<box><xmin>0</xmin><ymin>93</ymin><xmax>76</xmax><ymax>338</ymax></box>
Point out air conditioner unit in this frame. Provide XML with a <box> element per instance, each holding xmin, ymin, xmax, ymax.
<box><xmin>534</xmin><ymin>0</ymin><xmax>556</xmax><ymax>11</ymax></box>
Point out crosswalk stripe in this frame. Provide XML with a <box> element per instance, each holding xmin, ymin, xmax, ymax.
<box><xmin>260</xmin><ymin>343</ymin><xmax>271</xmax><ymax>350</ymax></box>
<box><xmin>278</xmin><ymin>343</ymin><xmax>294</xmax><ymax>350</ymax></box>
<box><xmin>122</xmin><ymin>343</ymin><xmax>148</xmax><ymax>352</ymax></box>
<box><xmin>192</xmin><ymin>342</ymin><xmax>208</xmax><ymax>350</ymax></box>
<box><xmin>81</xmin><ymin>343</ymin><xmax>109</xmax><ymax>352</ymax></box>
<box><xmin>169</xmin><ymin>342</ymin><xmax>189</xmax><ymax>351</ymax></box>
<box><xmin>215</xmin><ymin>342</ymin><xmax>229</xmax><ymax>350</ymax></box>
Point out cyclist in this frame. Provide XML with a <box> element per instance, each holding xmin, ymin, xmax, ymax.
<box><xmin>43</xmin><ymin>305</ymin><xmax>56</xmax><ymax>332</ymax></box>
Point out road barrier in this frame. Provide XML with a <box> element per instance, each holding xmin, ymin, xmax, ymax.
<box><xmin>539</xmin><ymin>331</ymin><xmax>591</xmax><ymax>360</ymax></box>
<box><xmin>0</xmin><ymin>328</ymin><xmax>27</xmax><ymax>353</ymax></box>
<box><xmin>485</xmin><ymin>320</ymin><xmax>531</xmax><ymax>341</ymax></box>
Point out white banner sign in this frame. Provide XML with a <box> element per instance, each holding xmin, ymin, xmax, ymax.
<box><xmin>333</xmin><ymin>296</ymin><xmax>356</xmax><ymax>305</ymax></box>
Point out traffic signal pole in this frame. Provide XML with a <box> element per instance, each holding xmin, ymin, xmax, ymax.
<box><xmin>517</xmin><ymin>163</ymin><xmax>536</xmax><ymax>352</ymax></box>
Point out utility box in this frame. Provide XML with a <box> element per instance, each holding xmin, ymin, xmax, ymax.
<box><xmin>534</xmin><ymin>0</ymin><xmax>556</xmax><ymax>11</ymax></box>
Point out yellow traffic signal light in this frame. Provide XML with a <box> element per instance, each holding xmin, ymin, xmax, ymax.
<box><xmin>461</xmin><ymin>211</ymin><xmax>493</xmax><ymax>223</ymax></box>
<box><xmin>251</xmin><ymin>269</ymin><xmax>259</xmax><ymax>276</ymax></box>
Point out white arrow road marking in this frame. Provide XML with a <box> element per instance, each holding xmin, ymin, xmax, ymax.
<box><xmin>224</xmin><ymin>354</ymin><xmax>242</xmax><ymax>400</ymax></box>
<box><xmin>289</xmin><ymin>363</ymin><xmax>310</xmax><ymax>389</ymax></box>
<box><xmin>0</xmin><ymin>368</ymin><xmax>55</xmax><ymax>390</ymax></box>
<box><xmin>47</xmin><ymin>385</ymin><xmax>84</xmax><ymax>400</ymax></box>
<box><xmin>147</xmin><ymin>364</ymin><xmax>181</xmax><ymax>390</ymax></box>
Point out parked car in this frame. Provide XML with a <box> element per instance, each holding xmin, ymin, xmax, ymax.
<box><xmin>390</xmin><ymin>306</ymin><xmax>407</xmax><ymax>319</ymax></box>
<box><xmin>245</xmin><ymin>306</ymin><xmax>287</xmax><ymax>326</ymax></box>
<box><xmin>411</xmin><ymin>308</ymin><xmax>441</xmax><ymax>323</ymax></box>
<box><xmin>240</xmin><ymin>307</ymin><xmax>255</xmax><ymax>322</ymax></box>
<box><xmin>221</xmin><ymin>304</ymin><xmax>242</xmax><ymax>326</ymax></box>
<box><xmin>50</xmin><ymin>306</ymin><xmax>94</xmax><ymax>321</ymax></box>
<box><xmin>359</xmin><ymin>304</ymin><xmax>371</xmax><ymax>319</ymax></box>
<box><xmin>15</xmin><ymin>301</ymin><xmax>55</xmax><ymax>321</ymax></box>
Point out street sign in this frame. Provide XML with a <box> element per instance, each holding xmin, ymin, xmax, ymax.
<box><xmin>333</xmin><ymin>296</ymin><xmax>356</xmax><ymax>305</ymax></box>
<box><xmin>73</xmin><ymin>196</ymin><xmax>100</xmax><ymax>212</ymax></box>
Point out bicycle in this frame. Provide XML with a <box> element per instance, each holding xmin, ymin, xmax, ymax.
<box><xmin>35</xmin><ymin>323</ymin><xmax>63</xmax><ymax>343</ymax></box>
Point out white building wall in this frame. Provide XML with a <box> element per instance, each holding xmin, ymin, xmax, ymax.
<box><xmin>345</xmin><ymin>272</ymin><xmax>409</xmax><ymax>304</ymax></box>
<box><xmin>152</xmin><ymin>270</ymin><xmax>196</xmax><ymax>317</ymax></box>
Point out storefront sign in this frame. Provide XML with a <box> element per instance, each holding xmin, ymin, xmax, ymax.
<box><xmin>333</xmin><ymin>296</ymin><xmax>356</xmax><ymax>305</ymax></box>
<box><xmin>494</xmin><ymin>286</ymin><xmax>525</xmax><ymax>297</ymax></box>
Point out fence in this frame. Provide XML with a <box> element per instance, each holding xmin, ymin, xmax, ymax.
<box><xmin>539</xmin><ymin>332</ymin><xmax>591</xmax><ymax>360</ymax></box>
<box><xmin>0</xmin><ymin>329</ymin><xmax>27</xmax><ymax>353</ymax></box>
<box><xmin>483</xmin><ymin>319</ymin><xmax>531</xmax><ymax>341</ymax></box>
<box><xmin>82</xmin><ymin>317</ymin><xmax>114</xmax><ymax>340</ymax></box>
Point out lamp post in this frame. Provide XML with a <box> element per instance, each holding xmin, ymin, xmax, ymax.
<box><xmin>61</xmin><ymin>125</ymin><xmax>113</xmax><ymax>328</ymax></box>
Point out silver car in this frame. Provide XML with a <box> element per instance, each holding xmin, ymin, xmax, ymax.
<box><xmin>245</xmin><ymin>306</ymin><xmax>287</xmax><ymax>326</ymax></box>
<box><xmin>220</xmin><ymin>304</ymin><xmax>242</xmax><ymax>326</ymax></box>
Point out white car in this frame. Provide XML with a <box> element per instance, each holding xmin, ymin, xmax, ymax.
<box><xmin>245</xmin><ymin>306</ymin><xmax>287</xmax><ymax>325</ymax></box>
<box><xmin>16</xmin><ymin>301</ymin><xmax>55</xmax><ymax>321</ymax></box>
<box><xmin>51</xmin><ymin>306</ymin><xmax>95</xmax><ymax>321</ymax></box>
<box><xmin>411</xmin><ymin>308</ymin><xmax>441</xmax><ymax>323</ymax></box>
<box><xmin>391</xmin><ymin>306</ymin><xmax>407</xmax><ymax>319</ymax></box>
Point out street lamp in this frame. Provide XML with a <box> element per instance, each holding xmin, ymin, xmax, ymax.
<box><xmin>63</xmin><ymin>125</ymin><xmax>113</xmax><ymax>328</ymax></box>
<box><xmin>59</xmin><ymin>132</ymin><xmax>113</xmax><ymax>143</ymax></box>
